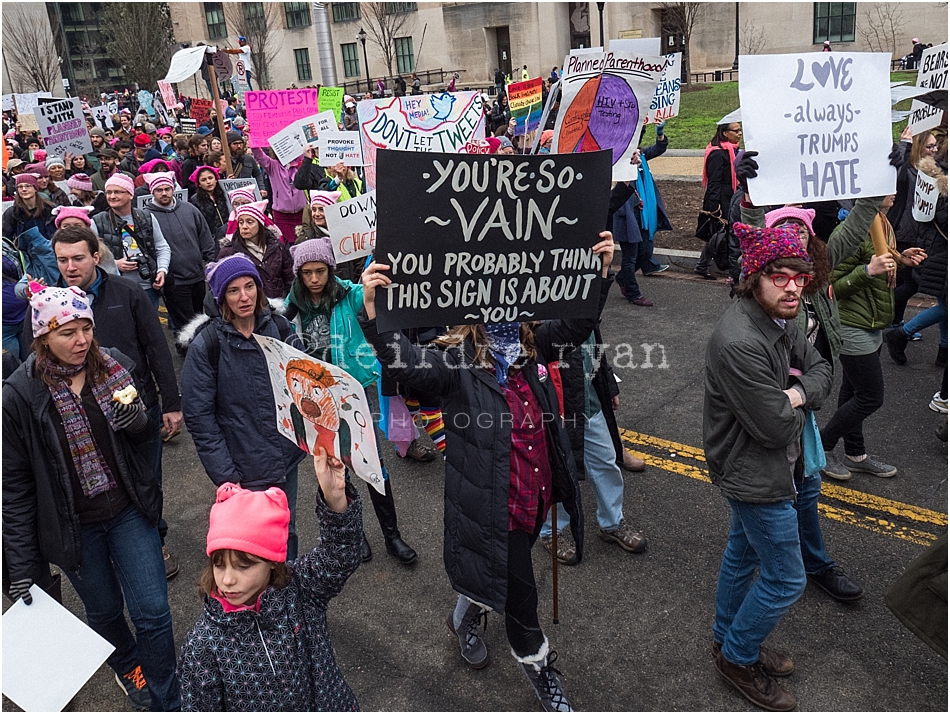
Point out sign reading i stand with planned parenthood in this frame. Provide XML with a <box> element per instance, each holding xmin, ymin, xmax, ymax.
<box><xmin>740</xmin><ymin>52</ymin><xmax>895</xmax><ymax>206</ymax></box>
<box><xmin>373</xmin><ymin>149</ymin><xmax>611</xmax><ymax>332</ymax></box>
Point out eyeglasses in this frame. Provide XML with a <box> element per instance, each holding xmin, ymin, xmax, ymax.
<box><xmin>924</xmin><ymin>143</ymin><xmax>938</xmax><ymax>151</ymax></box>
<box><xmin>104</xmin><ymin>190</ymin><xmax>128</xmax><ymax>196</ymax></box>
<box><xmin>770</xmin><ymin>273</ymin><xmax>812</xmax><ymax>288</ymax></box>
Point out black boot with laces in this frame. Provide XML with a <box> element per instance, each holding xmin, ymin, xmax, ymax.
<box><xmin>519</xmin><ymin>650</ymin><xmax>573</xmax><ymax>712</ymax></box>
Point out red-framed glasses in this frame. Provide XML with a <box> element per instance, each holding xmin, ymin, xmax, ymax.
<box><xmin>770</xmin><ymin>273</ymin><xmax>812</xmax><ymax>288</ymax></box>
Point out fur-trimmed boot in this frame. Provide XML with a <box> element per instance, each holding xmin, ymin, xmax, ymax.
<box><xmin>514</xmin><ymin>638</ymin><xmax>573</xmax><ymax>712</ymax></box>
<box><xmin>446</xmin><ymin>594</ymin><xmax>490</xmax><ymax>669</ymax></box>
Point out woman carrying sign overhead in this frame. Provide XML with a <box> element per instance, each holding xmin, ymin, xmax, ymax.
<box><xmin>359</xmin><ymin>212</ymin><xmax>615</xmax><ymax>710</ymax></box>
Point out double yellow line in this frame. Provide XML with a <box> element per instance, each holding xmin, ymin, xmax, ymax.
<box><xmin>619</xmin><ymin>428</ymin><xmax>947</xmax><ymax>546</ymax></box>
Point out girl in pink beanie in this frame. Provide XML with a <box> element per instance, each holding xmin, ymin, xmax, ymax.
<box><xmin>177</xmin><ymin>449</ymin><xmax>363</xmax><ymax>712</ymax></box>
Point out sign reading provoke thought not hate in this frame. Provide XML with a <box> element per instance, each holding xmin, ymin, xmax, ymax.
<box><xmin>740</xmin><ymin>52</ymin><xmax>895</xmax><ymax>206</ymax></box>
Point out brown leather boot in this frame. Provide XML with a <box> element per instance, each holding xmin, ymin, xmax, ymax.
<box><xmin>714</xmin><ymin>648</ymin><xmax>796</xmax><ymax>711</ymax></box>
<box><xmin>713</xmin><ymin>641</ymin><xmax>794</xmax><ymax>677</ymax></box>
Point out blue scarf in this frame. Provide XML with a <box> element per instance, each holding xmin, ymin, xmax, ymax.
<box><xmin>484</xmin><ymin>322</ymin><xmax>522</xmax><ymax>387</ymax></box>
<box><xmin>635</xmin><ymin>159</ymin><xmax>658</xmax><ymax>241</ymax></box>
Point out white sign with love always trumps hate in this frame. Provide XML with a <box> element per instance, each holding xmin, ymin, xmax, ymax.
<box><xmin>740</xmin><ymin>52</ymin><xmax>895</xmax><ymax>206</ymax></box>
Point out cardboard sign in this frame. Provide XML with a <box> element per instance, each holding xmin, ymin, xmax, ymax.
<box><xmin>138</xmin><ymin>188</ymin><xmax>188</xmax><ymax>211</ymax></box>
<box><xmin>2</xmin><ymin>585</ymin><xmax>115</xmax><ymax>712</ymax></box>
<box><xmin>157</xmin><ymin>80</ymin><xmax>177</xmax><ymax>109</ymax></box>
<box><xmin>179</xmin><ymin>118</ymin><xmax>197</xmax><ymax>135</ymax></box>
<box><xmin>324</xmin><ymin>190</ymin><xmax>376</xmax><ymax>263</ymax></box>
<box><xmin>506</xmin><ymin>77</ymin><xmax>544</xmax><ymax>136</ymax></box>
<box><xmin>912</xmin><ymin>170</ymin><xmax>938</xmax><ymax>222</ymax></box>
<box><xmin>646</xmin><ymin>53</ymin><xmax>682</xmax><ymax>124</ymax></box>
<box><xmin>14</xmin><ymin>92</ymin><xmax>52</xmax><ymax>133</ymax></box>
<box><xmin>373</xmin><ymin>149</ymin><xmax>612</xmax><ymax>331</ymax></box>
<box><xmin>552</xmin><ymin>51</ymin><xmax>665</xmax><ymax>182</ymax></box>
<box><xmin>318</xmin><ymin>131</ymin><xmax>364</xmax><ymax>166</ymax></box>
<box><xmin>212</xmin><ymin>49</ymin><xmax>233</xmax><ymax>81</ymax></box>
<box><xmin>908</xmin><ymin>43</ymin><xmax>947</xmax><ymax>136</ymax></box>
<box><xmin>189</xmin><ymin>97</ymin><xmax>213</xmax><ymax>124</ymax></box>
<box><xmin>319</xmin><ymin>86</ymin><xmax>345</xmax><ymax>124</ymax></box>
<box><xmin>245</xmin><ymin>89</ymin><xmax>321</xmax><ymax>148</ymax></box>
<box><xmin>89</xmin><ymin>104</ymin><xmax>115</xmax><ymax>129</ymax></box>
<box><xmin>268</xmin><ymin>122</ymin><xmax>308</xmax><ymax>166</ymax></box>
<box><xmin>356</xmin><ymin>92</ymin><xmax>487</xmax><ymax>189</ymax></box>
<box><xmin>220</xmin><ymin>178</ymin><xmax>262</xmax><ymax>211</ymax></box>
<box><xmin>35</xmin><ymin>98</ymin><xmax>94</xmax><ymax>156</ymax></box>
<box><xmin>740</xmin><ymin>52</ymin><xmax>895</xmax><ymax>205</ymax></box>
<box><xmin>254</xmin><ymin>334</ymin><xmax>385</xmax><ymax>495</ymax></box>
<box><xmin>299</xmin><ymin>110</ymin><xmax>338</xmax><ymax>147</ymax></box>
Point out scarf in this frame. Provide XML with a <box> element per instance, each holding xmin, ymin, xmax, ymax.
<box><xmin>701</xmin><ymin>141</ymin><xmax>739</xmax><ymax>193</ymax></box>
<box><xmin>635</xmin><ymin>159</ymin><xmax>659</xmax><ymax>241</ymax></box>
<box><xmin>44</xmin><ymin>350</ymin><xmax>135</xmax><ymax>498</ymax></box>
<box><xmin>484</xmin><ymin>322</ymin><xmax>523</xmax><ymax>387</ymax></box>
<box><xmin>870</xmin><ymin>212</ymin><xmax>899</xmax><ymax>289</ymax></box>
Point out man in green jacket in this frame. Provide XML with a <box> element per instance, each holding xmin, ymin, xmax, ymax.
<box><xmin>704</xmin><ymin>222</ymin><xmax>833</xmax><ymax>712</ymax></box>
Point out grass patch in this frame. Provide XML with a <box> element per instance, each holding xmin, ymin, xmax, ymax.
<box><xmin>663</xmin><ymin>70</ymin><xmax>920</xmax><ymax>150</ymax></box>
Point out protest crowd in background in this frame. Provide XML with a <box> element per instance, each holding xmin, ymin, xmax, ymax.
<box><xmin>2</xmin><ymin>24</ymin><xmax>947</xmax><ymax>714</ymax></box>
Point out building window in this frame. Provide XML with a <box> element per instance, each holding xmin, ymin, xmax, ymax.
<box><xmin>813</xmin><ymin>2</ymin><xmax>856</xmax><ymax>44</ymax></box>
<box><xmin>204</xmin><ymin>2</ymin><xmax>227</xmax><ymax>39</ymax></box>
<box><xmin>243</xmin><ymin>1</ymin><xmax>267</xmax><ymax>33</ymax></box>
<box><xmin>294</xmin><ymin>48</ymin><xmax>313</xmax><ymax>81</ymax></box>
<box><xmin>332</xmin><ymin>3</ymin><xmax>361</xmax><ymax>22</ymax></box>
<box><xmin>341</xmin><ymin>42</ymin><xmax>360</xmax><ymax>77</ymax></box>
<box><xmin>385</xmin><ymin>2</ymin><xmax>417</xmax><ymax>13</ymax></box>
<box><xmin>395</xmin><ymin>36</ymin><xmax>415</xmax><ymax>73</ymax></box>
<box><xmin>285</xmin><ymin>2</ymin><xmax>311</xmax><ymax>28</ymax></box>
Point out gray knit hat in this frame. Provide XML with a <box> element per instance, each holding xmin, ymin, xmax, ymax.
<box><xmin>291</xmin><ymin>238</ymin><xmax>336</xmax><ymax>273</ymax></box>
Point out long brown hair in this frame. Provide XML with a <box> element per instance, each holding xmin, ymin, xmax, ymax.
<box><xmin>910</xmin><ymin>131</ymin><xmax>936</xmax><ymax>168</ymax></box>
<box><xmin>199</xmin><ymin>549</ymin><xmax>292</xmax><ymax>599</ymax></box>
<box><xmin>774</xmin><ymin>219</ymin><xmax>830</xmax><ymax>294</ymax></box>
<box><xmin>14</xmin><ymin>189</ymin><xmax>52</xmax><ymax>219</ymax></box>
<box><xmin>31</xmin><ymin>330</ymin><xmax>110</xmax><ymax>389</ymax></box>
<box><xmin>432</xmin><ymin>323</ymin><xmax>538</xmax><ymax>369</ymax></box>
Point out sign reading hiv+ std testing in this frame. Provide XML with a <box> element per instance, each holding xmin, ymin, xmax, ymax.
<box><xmin>245</xmin><ymin>89</ymin><xmax>321</xmax><ymax>148</ymax></box>
<box><xmin>373</xmin><ymin>149</ymin><xmax>612</xmax><ymax>332</ymax></box>
<box><xmin>740</xmin><ymin>52</ymin><xmax>895</xmax><ymax>206</ymax></box>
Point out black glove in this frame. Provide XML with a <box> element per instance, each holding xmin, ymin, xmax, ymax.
<box><xmin>112</xmin><ymin>399</ymin><xmax>149</xmax><ymax>432</ymax></box>
<box><xmin>735</xmin><ymin>150</ymin><xmax>759</xmax><ymax>188</ymax></box>
<box><xmin>888</xmin><ymin>144</ymin><xmax>903</xmax><ymax>169</ymax></box>
<box><xmin>8</xmin><ymin>578</ymin><xmax>33</xmax><ymax>605</ymax></box>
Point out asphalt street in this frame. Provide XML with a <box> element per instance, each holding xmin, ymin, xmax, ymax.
<box><xmin>3</xmin><ymin>271</ymin><xmax>947</xmax><ymax>712</ymax></box>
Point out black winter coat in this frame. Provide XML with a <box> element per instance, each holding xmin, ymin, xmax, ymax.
<box><xmin>2</xmin><ymin>348</ymin><xmax>162</xmax><ymax>581</ymax></box>
<box><xmin>360</xmin><ymin>278</ymin><xmax>613</xmax><ymax>611</ymax></box>
<box><xmin>190</xmin><ymin>190</ymin><xmax>230</xmax><ymax>236</ymax></box>
<box><xmin>914</xmin><ymin>157</ymin><xmax>948</xmax><ymax>299</ymax></box>
<box><xmin>702</xmin><ymin>147</ymin><xmax>736</xmax><ymax>217</ymax></box>
<box><xmin>2</xmin><ymin>201</ymin><xmax>56</xmax><ymax>241</ymax></box>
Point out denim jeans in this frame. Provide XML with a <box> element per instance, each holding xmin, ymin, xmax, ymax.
<box><xmin>820</xmin><ymin>347</ymin><xmax>885</xmax><ymax>457</ymax></box>
<box><xmin>63</xmin><ymin>505</ymin><xmax>181</xmax><ymax>711</ymax></box>
<box><xmin>903</xmin><ymin>294</ymin><xmax>948</xmax><ymax>347</ymax></box>
<box><xmin>792</xmin><ymin>474</ymin><xmax>835</xmax><ymax>575</ymax></box>
<box><xmin>138</xmin><ymin>403</ymin><xmax>167</xmax><ymax>543</ymax></box>
<box><xmin>541</xmin><ymin>410</ymin><xmax>624</xmax><ymax>536</ymax></box>
<box><xmin>247</xmin><ymin>466</ymin><xmax>299</xmax><ymax>560</ymax></box>
<box><xmin>713</xmin><ymin>498</ymin><xmax>806</xmax><ymax>666</ymax></box>
<box><xmin>2</xmin><ymin>322</ymin><xmax>23</xmax><ymax>359</ymax></box>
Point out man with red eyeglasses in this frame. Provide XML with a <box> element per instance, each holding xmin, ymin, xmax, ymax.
<box><xmin>702</xmin><ymin>222</ymin><xmax>834</xmax><ymax>712</ymax></box>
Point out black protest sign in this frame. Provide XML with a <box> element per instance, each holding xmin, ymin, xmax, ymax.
<box><xmin>374</xmin><ymin>148</ymin><xmax>611</xmax><ymax>331</ymax></box>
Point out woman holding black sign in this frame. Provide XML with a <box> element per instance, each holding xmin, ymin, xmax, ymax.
<box><xmin>358</xmin><ymin>232</ymin><xmax>615</xmax><ymax>713</ymax></box>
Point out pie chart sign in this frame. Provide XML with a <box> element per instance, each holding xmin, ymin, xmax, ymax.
<box><xmin>558</xmin><ymin>74</ymin><xmax>639</xmax><ymax>165</ymax></box>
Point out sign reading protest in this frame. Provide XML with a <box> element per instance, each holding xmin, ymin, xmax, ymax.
<box><xmin>318</xmin><ymin>86</ymin><xmax>345</xmax><ymax>123</ymax></box>
<box><xmin>357</xmin><ymin>91</ymin><xmax>487</xmax><ymax>189</ymax></box>
<box><xmin>373</xmin><ymin>149</ymin><xmax>612</xmax><ymax>331</ymax></box>
<box><xmin>189</xmin><ymin>97</ymin><xmax>213</xmax><ymax>124</ymax></box>
<box><xmin>912</xmin><ymin>170</ymin><xmax>938</xmax><ymax>222</ymax></box>
<box><xmin>646</xmin><ymin>53</ymin><xmax>682</xmax><ymax>124</ymax></box>
<box><xmin>253</xmin><ymin>334</ymin><xmax>385</xmax><ymax>494</ymax></box>
<box><xmin>740</xmin><ymin>52</ymin><xmax>895</xmax><ymax>205</ymax></box>
<box><xmin>506</xmin><ymin>77</ymin><xmax>544</xmax><ymax>136</ymax></box>
<box><xmin>35</xmin><ymin>98</ymin><xmax>93</xmax><ymax>156</ymax></box>
<box><xmin>245</xmin><ymin>89</ymin><xmax>321</xmax><ymax>148</ymax></box>
<box><xmin>324</xmin><ymin>190</ymin><xmax>377</xmax><ymax>264</ymax></box>
<box><xmin>908</xmin><ymin>43</ymin><xmax>947</xmax><ymax>136</ymax></box>
<box><xmin>318</xmin><ymin>131</ymin><xmax>364</xmax><ymax>166</ymax></box>
<box><xmin>552</xmin><ymin>51</ymin><xmax>666</xmax><ymax>181</ymax></box>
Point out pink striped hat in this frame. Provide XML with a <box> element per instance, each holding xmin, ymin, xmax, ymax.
<box><xmin>67</xmin><ymin>173</ymin><xmax>93</xmax><ymax>193</ymax></box>
<box><xmin>228</xmin><ymin>186</ymin><xmax>257</xmax><ymax>205</ymax></box>
<box><xmin>145</xmin><ymin>171</ymin><xmax>175</xmax><ymax>192</ymax></box>
<box><xmin>104</xmin><ymin>172</ymin><xmax>135</xmax><ymax>196</ymax></box>
<box><xmin>309</xmin><ymin>190</ymin><xmax>341</xmax><ymax>209</ymax></box>
<box><xmin>234</xmin><ymin>200</ymin><xmax>274</xmax><ymax>228</ymax></box>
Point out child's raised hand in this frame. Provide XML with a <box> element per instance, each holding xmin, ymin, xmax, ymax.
<box><xmin>314</xmin><ymin>447</ymin><xmax>347</xmax><ymax>513</ymax></box>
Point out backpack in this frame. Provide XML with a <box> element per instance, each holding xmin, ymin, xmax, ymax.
<box><xmin>707</xmin><ymin>224</ymin><xmax>732</xmax><ymax>272</ymax></box>
<box><xmin>198</xmin><ymin>312</ymin><xmax>296</xmax><ymax>373</ymax></box>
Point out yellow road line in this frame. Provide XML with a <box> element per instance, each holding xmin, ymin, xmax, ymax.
<box><xmin>820</xmin><ymin>481</ymin><xmax>947</xmax><ymax>527</ymax></box>
<box><xmin>818</xmin><ymin>503</ymin><xmax>938</xmax><ymax>546</ymax></box>
<box><xmin>625</xmin><ymin>449</ymin><xmax>710</xmax><ymax>483</ymax></box>
<box><xmin>619</xmin><ymin>428</ymin><xmax>706</xmax><ymax>461</ymax></box>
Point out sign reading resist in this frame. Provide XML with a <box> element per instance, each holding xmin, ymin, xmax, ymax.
<box><xmin>740</xmin><ymin>52</ymin><xmax>895</xmax><ymax>206</ymax></box>
<box><xmin>373</xmin><ymin>149</ymin><xmax>611</xmax><ymax>331</ymax></box>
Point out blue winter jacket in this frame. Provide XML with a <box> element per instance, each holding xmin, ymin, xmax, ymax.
<box><xmin>612</xmin><ymin>140</ymin><xmax>673</xmax><ymax>243</ymax></box>
<box><xmin>181</xmin><ymin>310</ymin><xmax>306</xmax><ymax>489</ymax></box>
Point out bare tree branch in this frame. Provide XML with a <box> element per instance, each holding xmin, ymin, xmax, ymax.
<box><xmin>363</xmin><ymin>3</ymin><xmax>417</xmax><ymax>77</ymax></box>
<box><xmin>99</xmin><ymin>2</ymin><xmax>176</xmax><ymax>91</ymax></box>
<box><xmin>740</xmin><ymin>18</ymin><xmax>768</xmax><ymax>56</ymax></box>
<box><xmin>1</xmin><ymin>6</ymin><xmax>63</xmax><ymax>93</ymax></box>
<box><xmin>223</xmin><ymin>1</ymin><xmax>282</xmax><ymax>89</ymax></box>
<box><xmin>660</xmin><ymin>3</ymin><xmax>706</xmax><ymax>85</ymax></box>
<box><xmin>859</xmin><ymin>4</ymin><xmax>906</xmax><ymax>55</ymax></box>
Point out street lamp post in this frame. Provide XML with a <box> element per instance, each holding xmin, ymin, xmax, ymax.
<box><xmin>597</xmin><ymin>2</ymin><xmax>606</xmax><ymax>48</ymax></box>
<box><xmin>358</xmin><ymin>27</ymin><xmax>371</xmax><ymax>95</ymax></box>
<box><xmin>732</xmin><ymin>3</ymin><xmax>740</xmax><ymax>71</ymax></box>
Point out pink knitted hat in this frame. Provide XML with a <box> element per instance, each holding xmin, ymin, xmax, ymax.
<box><xmin>764</xmin><ymin>207</ymin><xmax>816</xmax><ymax>237</ymax></box>
<box><xmin>291</xmin><ymin>237</ymin><xmax>336</xmax><ymax>272</ymax></box>
<box><xmin>234</xmin><ymin>199</ymin><xmax>274</xmax><ymax>228</ymax></box>
<box><xmin>206</xmin><ymin>482</ymin><xmax>289</xmax><ymax>562</ymax></box>
<box><xmin>29</xmin><ymin>283</ymin><xmax>95</xmax><ymax>337</ymax></box>
<box><xmin>15</xmin><ymin>173</ymin><xmax>39</xmax><ymax>188</ymax></box>
<box><xmin>228</xmin><ymin>186</ymin><xmax>257</xmax><ymax>205</ymax></box>
<box><xmin>67</xmin><ymin>173</ymin><xmax>93</xmax><ymax>193</ymax></box>
<box><xmin>52</xmin><ymin>205</ymin><xmax>95</xmax><ymax>228</ymax></box>
<box><xmin>309</xmin><ymin>190</ymin><xmax>341</xmax><ymax>209</ymax></box>
<box><xmin>733</xmin><ymin>222</ymin><xmax>811</xmax><ymax>281</ymax></box>
<box><xmin>25</xmin><ymin>163</ymin><xmax>48</xmax><ymax>177</ymax></box>
<box><xmin>145</xmin><ymin>171</ymin><xmax>175</xmax><ymax>192</ymax></box>
<box><xmin>189</xmin><ymin>165</ymin><xmax>220</xmax><ymax>185</ymax></box>
<box><xmin>104</xmin><ymin>172</ymin><xmax>135</xmax><ymax>196</ymax></box>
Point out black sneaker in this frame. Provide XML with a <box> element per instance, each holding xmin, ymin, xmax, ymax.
<box><xmin>843</xmin><ymin>454</ymin><xmax>897</xmax><ymax>478</ymax></box>
<box><xmin>883</xmin><ymin>326</ymin><xmax>910</xmax><ymax>366</ymax></box>
<box><xmin>115</xmin><ymin>665</ymin><xmax>151</xmax><ymax>711</ymax></box>
<box><xmin>809</xmin><ymin>564</ymin><xmax>864</xmax><ymax>601</ymax></box>
<box><xmin>520</xmin><ymin>651</ymin><xmax>573</xmax><ymax>712</ymax></box>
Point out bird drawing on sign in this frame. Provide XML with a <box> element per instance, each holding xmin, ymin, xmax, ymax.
<box><xmin>430</xmin><ymin>92</ymin><xmax>456</xmax><ymax>121</ymax></box>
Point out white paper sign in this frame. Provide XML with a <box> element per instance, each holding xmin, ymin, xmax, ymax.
<box><xmin>740</xmin><ymin>52</ymin><xmax>895</xmax><ymax>205</ymax></box>
<box><xmin>908</xmin><ymin>43</ymin><xmax>947</xmax><ymax>135</ymax></box>
<box><xmin>163</xmin><ymin>45</ymin><xmax>213</xmax><ymax>84</ymax></box>
<box><xmin>610</xmin><ymin>37</ymin><xmax>662</xmax><ymax>56</ymax></box>
<box><xmin>35</xmin><ymin>97</ymin><xmax>94</xmax><ymax>156</ymax></box>
<box><xmin>14</xmin><ymin>92</ymin><xmax>52</xmax><ymax>133</ymax></box>
<box><xmin>2</xmin><ymin>585</ymin><xmax>115</xmax><ymax>712</ymax></box>
<box><xmin>219</xmin><ymin>178</ymin><xmax>262</xmax><ymax>211</ymax></box>
<box><xmin>646</xmin><ymin>53</ymin><xmax>682</xmax><ymax>124</ymax></box>
<box><xmin>268</xmin><ymin>122</ymin><xmax>307</xmax><ymax>166</ymax></box>
<box><xmin>2</xmin><ymin>94</ymin><xmax>13</xmax><ymax>112</ymax></box>
<box><xmin>324</xmin><ymin>190</ymin><xmax>376</xmax><ymax>263</ymax></box>
<box><xmin>253</xmin><ymin>334</ymin><xmax>385</xmax><ymax>494</ymax></box>
<box><xmin>138</xmin><ymin>188</ymin><xmax>188</xmax><ymax>211</ymax></box>
<box><xmin>912</xmin><ymin>170</ymin><xmax>938</xmax><ymax>222</ymax></box>
<box><xmin>318</xmin><ymin>131</ymin><xmax>364</xmax><ymax>166</ymax></box>
<box><xmin>89</xmin><ymin>104</ymin><xmax>115</xmax><ymax>129</ymax></box>
<box><xmin>298</xmin><ymin>111</ymin><xmax>338</xmax><ymax>147</ymax></box>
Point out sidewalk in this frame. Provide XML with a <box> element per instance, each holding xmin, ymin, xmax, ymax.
<box><xmin>649</xmin><ymin>149</ymin><xmax>704</xmax><ymax>182</ymax></box>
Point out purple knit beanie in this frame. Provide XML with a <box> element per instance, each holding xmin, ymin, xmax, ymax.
<box><xmin>205</xmin><ymin>254</ymin><xmax>264</xmax><ymax>305</ymax></box>
<box><xmin>291</xmin><ymin>238</ymin><xmax>337</xmax><ymax>273</ymax></box>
